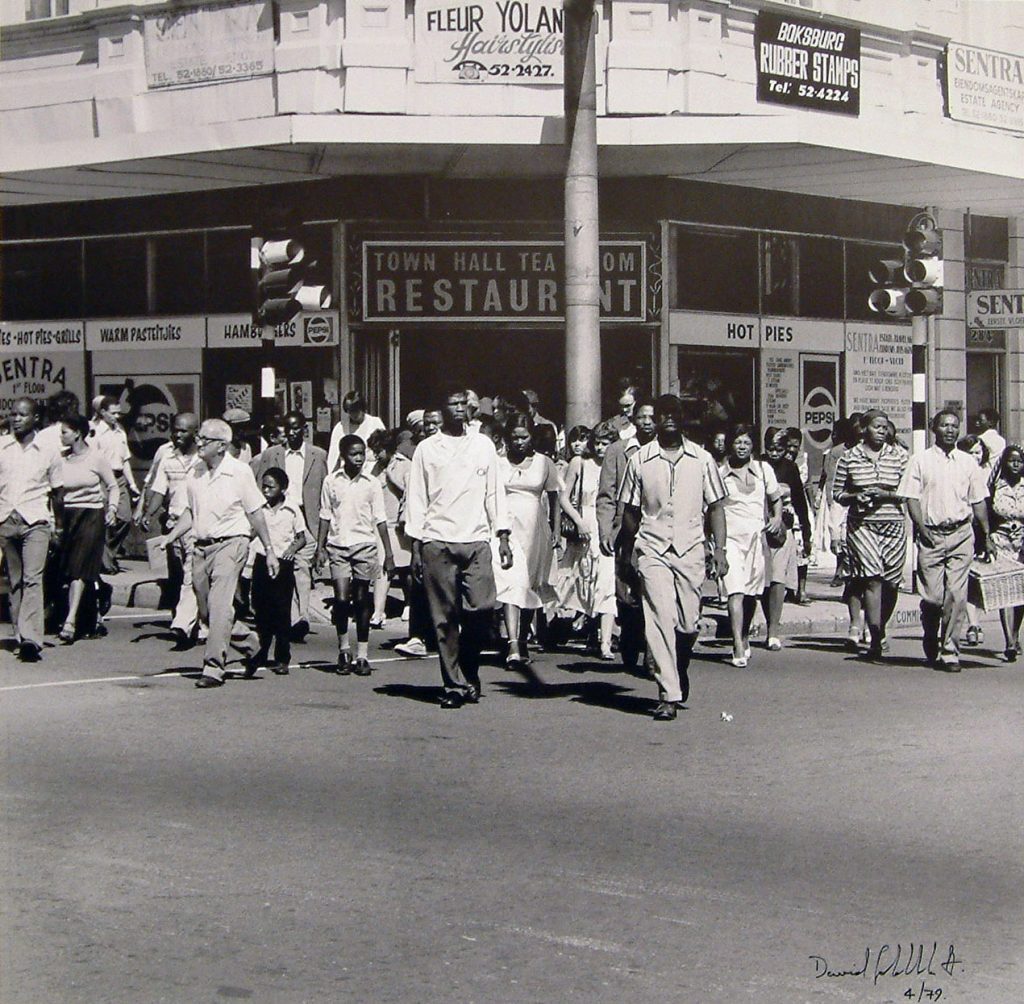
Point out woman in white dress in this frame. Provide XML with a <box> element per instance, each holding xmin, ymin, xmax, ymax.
<box><xmin>719</xmin><ymin>424</ymin><xmax>783</xmax><ymax>667</ymax></box>
<box><xmin>493</xmin><ymin>413</ymin><xmax>562</xmax><ymax>665</ymax></box>
<box><xmin>556</xmin><ymin>422</ymin><xmax>619</xmax><ymax>659</ymax></box>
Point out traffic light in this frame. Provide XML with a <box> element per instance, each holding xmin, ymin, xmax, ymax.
<box><xmin>253</xmin><ymin>222</ymin><xmax>332</xmax><ymax>327</ymax></box>
<box><xmin>867</xmin><ymin>257</ymin><xmax>908</xmax><ymax>317</ymax></box>
<box><xmin>902</xmin><ymin>213</ymin><xmax>943</xmax><ymax>316</ymax></box>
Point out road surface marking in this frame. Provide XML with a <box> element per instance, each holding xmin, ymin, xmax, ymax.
<box><xmin>0</xmin><ymin>654</ymin><xmax>429</xmax><ymax>692</ymax></box>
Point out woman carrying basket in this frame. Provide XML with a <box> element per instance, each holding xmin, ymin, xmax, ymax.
<box><xmin>985</xmin><ymin>444</ymin><xmax>1024</xmax><ymax>661</ymax></box>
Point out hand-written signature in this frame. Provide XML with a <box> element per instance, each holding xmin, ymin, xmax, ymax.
<box><xmin>809</xmin><ymin>943</ymin><xmax>965</xmax><ymax>986</ymax></box>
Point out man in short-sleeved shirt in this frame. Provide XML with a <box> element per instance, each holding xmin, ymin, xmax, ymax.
<box><xmin>618</xmin><ymin>394</ymin><xmax>728</xmax><ymax>720</ymax></box>
<box><xmin>898</xmin><ymin>409</ymin><xmax>994</xmax><ymax>669</ymax></box>
<box><xmin>161</xmin><ymin>419</ymin><xmax>278</xmax><ymax>686</ymax></box>
<box><xmin>0</xmin><ymin>397</ymin><xmax>63</xmax><ymax>661</ymax></box>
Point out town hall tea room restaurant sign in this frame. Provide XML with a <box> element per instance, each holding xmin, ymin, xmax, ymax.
<box><xmin>754</xmin><ymin>10</ymin><xmax>860</xmax><ymax>116</ymax></box>
<box><xmin>362</xmin><ymin>241</ymin><xmax>646</xmax><ymax>322</ymax></box>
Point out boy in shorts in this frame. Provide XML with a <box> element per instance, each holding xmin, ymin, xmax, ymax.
<box><xmin>315</xmin><ymin>435</ymin><xmax>394</xmax><ymax>675</ymax></box>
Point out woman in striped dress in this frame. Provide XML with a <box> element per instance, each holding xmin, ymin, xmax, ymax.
<box><xmin>832</xmin><ymin>409</ymin><xmax>909</xmax><ymax>660</ymax></box>
<box><xmin>985</xmin><ymin>444</ymin><xmax>1024</xmax><ymax>660</ymax></box>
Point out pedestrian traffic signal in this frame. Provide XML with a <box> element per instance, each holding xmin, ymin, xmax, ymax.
<box><xmin>902</xmin><ymin>213</ymin><xmax>943</xmax><ymax>316</ymax></box>
<box><xmin>867</xmin><ymin>258</ymin><xmax>909</xmax><ymax>317</ymax></box>
<box><xmin>253</xmin><ymin>226</ymin><xmax>332</xmax><ymax>328</ymax></box>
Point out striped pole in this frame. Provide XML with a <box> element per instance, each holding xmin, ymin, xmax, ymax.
<box><xmin>911</xmin><ymin>314</ymin><xmax>928</xmax><ymax>455</ymax></box>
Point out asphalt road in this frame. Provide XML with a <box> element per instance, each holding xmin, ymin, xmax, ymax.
<box><xmin>1</xmin><ymin>612</ymin><xmax>1022</xmax><ymax>1003</ymax></box>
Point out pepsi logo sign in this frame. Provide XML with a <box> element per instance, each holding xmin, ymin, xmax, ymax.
<box><xmin>802</xmin><ymin>386</ymin><xmax>836</xmax><ymax>447</ymax></box>
<box><xmin>304</xmin><ymin>315</ymin><xmax>332</xmax><ymax>345</ymax></box>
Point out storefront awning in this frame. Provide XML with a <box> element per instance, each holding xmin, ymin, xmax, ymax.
<box><xmin>2</xmin><ymin>112</ymin><xmax>1023</xmax><ymax>215</ymax></box>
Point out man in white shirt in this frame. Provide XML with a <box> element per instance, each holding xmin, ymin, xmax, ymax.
<box><xmin>159</xmin><ymin>419</ymin><xmax>278</xmax><ymax>688</ymax></box>
<box><xmin>406</xmin><ymin>388</ymin><xmax>513</xmax><ymax>708</ymax></box>
<box><xmin>0</xmin><ymin>397</ymin><xmax>63</xmax><ymax>661</ymax></box>
<box><xmin>90</xmin><ymin>395</ymin><xmax>140</xmax><ymax>574</ymax></box>
<box><xmin>141</xmin><ymin>413</ymin><xmax>201</xmax><ymax>645</ymax></box>
<box><xmin>899</xmin><ymin>409</ymin><xmax>994</xmax><ymax>670</ymax></box>
<box><xmin>975</xmin><ymin>408</ymin><xmax>1006</xmax><ymax>465</ymax></box>
<box><xmin>327</xmin><ymin>391</ymin><xmax>386</xmax><ymax>472</ymax></box>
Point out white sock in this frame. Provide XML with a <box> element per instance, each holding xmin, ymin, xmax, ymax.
<box><xmin>357</xmin><ymin>641</ymin><xmax>369</xmax><ymax>661</ymax></box>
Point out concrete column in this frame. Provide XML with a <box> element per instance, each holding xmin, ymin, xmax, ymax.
<box><xmin>564</xmin><ymin>0</ymin><xmax>601</xmax><ymax>428</ymax></box>
<box><xmin>931</xmin><ymin>208</ymin><xmax>966</xmax><ymax>419</ymax></box>
<box><xmin>1004</xmin><ymin>216</ymin><xmax>1024</xmax><ymax>442</ymax></box>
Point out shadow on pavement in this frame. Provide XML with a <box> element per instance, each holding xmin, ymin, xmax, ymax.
<box><xmin>374</xmin><ymin>683</ymin><xmax>446</xmax><ymax>704</ymax></box>
<box><xmin>493</xmin><ymin>677</ymin><xmax>659</xmax><ymax>717</ymax></box>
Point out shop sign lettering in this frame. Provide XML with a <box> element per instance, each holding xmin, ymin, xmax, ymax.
<box><xmin>754</xmin><ymin>10</ymin><xmax>860</xmax><ymax>116</ymax></box>
<box><xmin>86</xmin><ymin>317</ymin><xmax>206</xmax><ymax>351</ymax></box>
<box><xmin>363</xmin><ymin>241</ymin><xmax>645</xmax><ymax>322</ymax></box>
<box><xmin>415</xmin><ymin>1</ymin><xmax>563</xmax><ymax>84</ymax></box>
<box><xmin>0</xmin><ymin>321</ymin><xmax>84</xmax><ymax>351</ymax></box>
<box><xmin>967</xmin><ymin>290</ymin><xmax>1024</xmax><ymax>329</ymax></box>
<box><xmin>0</xmin><ymin>352</ymin><xmax>86</xmax><ymax>414</ymax></box>
<box><xmin>945</xmin><ymin>43</ymin><xmax>1024</xmax><ymax>134</ymax></box>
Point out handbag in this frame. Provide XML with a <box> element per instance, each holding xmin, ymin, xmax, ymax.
<box><xmin>761</xmin><ymin>461</ymin><xmax>789</xmax><ymax>548</ymax></box>
<box><xmin>561</xmin><ymin>461</ymin><xmax>585</xmax><ymax>543</ymax></box>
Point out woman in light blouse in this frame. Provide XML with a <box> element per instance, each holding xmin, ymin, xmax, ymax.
<box><xmin>57</xmin><ymin>414</ymin><xmax>119</xmax><ymax>643</ymax></box>
<box><xmin>985</xmin><ymin>443</ymin><xmax>1024</xmax><ymax>660</ymax></box>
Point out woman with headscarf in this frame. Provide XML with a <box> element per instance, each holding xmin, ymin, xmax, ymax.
<box><xmin>831</xmin><ymin>409</ymin><xmax>909</xmax><ymax>660</ymax></box>
<box><xmin>983</xmin><ymin>443</ymin><xmax>1024</xmax><ymax>660</ymax></box>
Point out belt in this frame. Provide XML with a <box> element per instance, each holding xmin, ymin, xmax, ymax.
<box><xmin>925</xmin><ymin>516</ymin><xmax>971</xmax><ymax>535</ymax></box>
<box><xmin>194</xmin><ymin>534</ymin><xmax>247</xmax><ymax>547</ymax></box>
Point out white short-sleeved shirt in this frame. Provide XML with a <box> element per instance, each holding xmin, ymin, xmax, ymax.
<box><xmin>0</xmin><ymin>436</ymin><xmax>64</xmax><ymax>524</ymax></box>
<box><xmin>319</xmin><ymin>469</ymin><xmax>387</xmax><ymax>548</ymax></box>
<box><xmin>150</xmin><ymin>447</ymin><xmax>202</xmax><ymax>517</ymax></box>
<box><xmin>185</xmin><ymin>453</ymin><xmax>265</xmax><ymax>540</ymax></box>
<box><xmin>897</xmin><ymin>445</ymin><xmax>988</xmax><ymax>526</ymax></box>
<box><xmin>90</xmin><ymin>421</ymin><xmax>131</xmax><ymax>471</ymax></box>
<box><xmin>254</xmin><ymin>501</ymin><xmax>306</xmax><ymax>557</ymax></box>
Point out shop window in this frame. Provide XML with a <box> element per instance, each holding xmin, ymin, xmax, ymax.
<box><xmin>84</xmin><ymin>237</ymin><xmax>147</xmax><ymax>317</ymax></box>
<box><xmin>25</xmin><ymin>0</ymin><xmax>69</xmax><ymax>20</ymax></box>
<box><xmin>152</xmin><ymin>233</ymin><xmax>205</xmax><ymax>315</ymax></box>
<box><xmin>845</xmin><ymin>240</ymin><xmax>905</xmax><ymax>322</ymax></box>
<box><xmin>671</xmin><ymin>226</ymin><xmax>758</xmax><ymax>314</ymax></box>
<box><xmin>761</xmin><ymin>234</ymin><xmax>843</xmax><ymax>318</ymax></box>
<box><xmin>1</xmin><ymin>240</ymin><xmax>82</xmax><ymax>320</ymax></box>
<box><xmin>205</xmin><ymin>230</ymin><xmax>254</xmax><ymax>314</ymax></box>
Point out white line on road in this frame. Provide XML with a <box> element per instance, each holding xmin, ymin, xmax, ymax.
<box><xmin>0</xmin><ymin>654</ymin><xmax>430</xmax><ymax>693</ymax></box>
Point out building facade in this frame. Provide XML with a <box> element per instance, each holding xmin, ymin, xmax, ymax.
<box><xmin>2</xmin><ymin>0</ymin><xmax>1023</xmax><ymax>477</ymax></box>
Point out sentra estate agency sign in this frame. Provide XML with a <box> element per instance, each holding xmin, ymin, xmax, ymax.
<box><xmin>754</xmin><ymin>10</ymin><xmax>860</xmax><ymax>116</ymax></box>
<box><xmin>362</xmin><ymin>241</ymin><xmax>645</xmax><ymax>322</ymax></box>
<box><xmin>967</xmin><ymin>290</ymin><xmax>1024</xmax><ymax>329</ymax></box>
<box><xmin>415</xmin><ymin>1</ymin><xmax>564</xmax><ymax>83</ymax></box>
<box><xmin>945</xmin><ymin>43</ymin><xmax>1024</xmax><ymax>134</ymax></box>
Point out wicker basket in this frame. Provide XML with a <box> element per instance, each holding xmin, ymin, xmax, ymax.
<box><xmin>967</xmin><ymin>555</ymin><xmax>1024</xmax><ymax>611</ymax></box>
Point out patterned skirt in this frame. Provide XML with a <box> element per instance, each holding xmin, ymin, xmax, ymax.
<box><xmin>846</xmin><ymin>519</ymin><xmax>907</xmax><ymax>585</ymax></box>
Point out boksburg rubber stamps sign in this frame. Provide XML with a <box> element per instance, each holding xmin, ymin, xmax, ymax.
<box><xmin>362</xmin><ymin>241</ymin><xmax>646</xmax><ymax>322</ymax></box>
<box><xmin>415</xmin><ymin>1</ymin><xmax>564</xmax><ymax>83</ymax></box>
<box><xmin>754</xmin><ymin>10</ymin><xmax>860</xmax><ymax>116</ymax></box>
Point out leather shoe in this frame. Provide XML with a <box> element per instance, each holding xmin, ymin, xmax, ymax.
<box><xmin>462</xmin><ymin>686</ymin><xmax>480</xmax><ymax>704</ymax></box>
<box><xmin>195</xmin><ymin>674</ymin><xmax>224</xmax><ymax>688</ymax></box>
<box><xmin>440</xmin><ymin>691</ymin><xmax>464</xmax><ymax>709</ymax></box>
<box><xmin>18</xmin><ymin>642</ymin><xmax>42</xmax><ymax>663</ymax></box>
<box><xmin>652</xmin><ymin>700</ymin><xmax>678</xmax><ymax>721</ymax></box>
<box><xmin>336</xmin><ymin>652</ymin><xmax>352</xmax><ymax>675</ymax></box>
<box><xmin>936</xmin><ymin>656</ymin><xmax>962</xmax><ymax>673</ymax></box>
<box><xmin>241</xmin><ymin>654</ymin><xmax>262</xmax><ymax>679</ymax></box>
<box><xmin>352</xmin><ymin>658</ymin><xmax>372</xmax><ymax>677</ymax></box>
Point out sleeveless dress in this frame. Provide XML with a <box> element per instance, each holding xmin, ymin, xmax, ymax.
<box><xmin>492</xmin><ymin>453</ymin><xmax>559</xmax><ymax>609</ymax></box>
<box><xmin>719</xmin><ymin>460</ymin><xmax>777</xmax><ymax>597</ymax></box>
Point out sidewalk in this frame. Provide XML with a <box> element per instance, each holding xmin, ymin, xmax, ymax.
<box><xmin>102</xmin><ymin>554</ymin><xmax>980</xmax><ymax>642</ymax></box>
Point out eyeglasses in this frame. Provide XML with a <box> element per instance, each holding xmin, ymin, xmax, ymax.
<box><xmin>196</xmin><ymin>435</ymin><xmax>227</xmax><ymax>445</ymax></box>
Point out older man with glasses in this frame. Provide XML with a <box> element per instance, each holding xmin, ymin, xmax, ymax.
<box><xmin>158</xmin><ymin>419</ymin><xmax>279</xmax><ymax>688</ymax></box>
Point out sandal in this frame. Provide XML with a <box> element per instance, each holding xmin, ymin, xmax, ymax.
<box><xmin>730</xmin><ymin>655</ymin><xmax>749</xmax><ymax>668</ymax></box>
<box><xmin>1004</xmin><ymin>646</ymin><xmax>1020</xmax><ymax>663</ymax></box>
<box><xmin>58</xmin><ymin>624</ymin><xmax>75</xmax><ymax>645</ymax></box>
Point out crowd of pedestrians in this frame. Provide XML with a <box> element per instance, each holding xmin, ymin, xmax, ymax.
<box><xmin>1</xmin><ymin>382</ymin><xmax>1019</xmax><ymax>718</ymax></box>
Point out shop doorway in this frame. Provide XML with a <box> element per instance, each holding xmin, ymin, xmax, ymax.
<box><xmin>966</xmin><ymin>350</ymin><xmax>1003</xmax><ymax>426</ymax></box>
<box><xmin>676</xmin><ymin>348</ymin><xmax>756</xmax><ymax>438</ymax></box>
<box><xmin>396</xmin><ymin>328</ymin><xmax>653</xmax><ymax>425</ymax></box>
